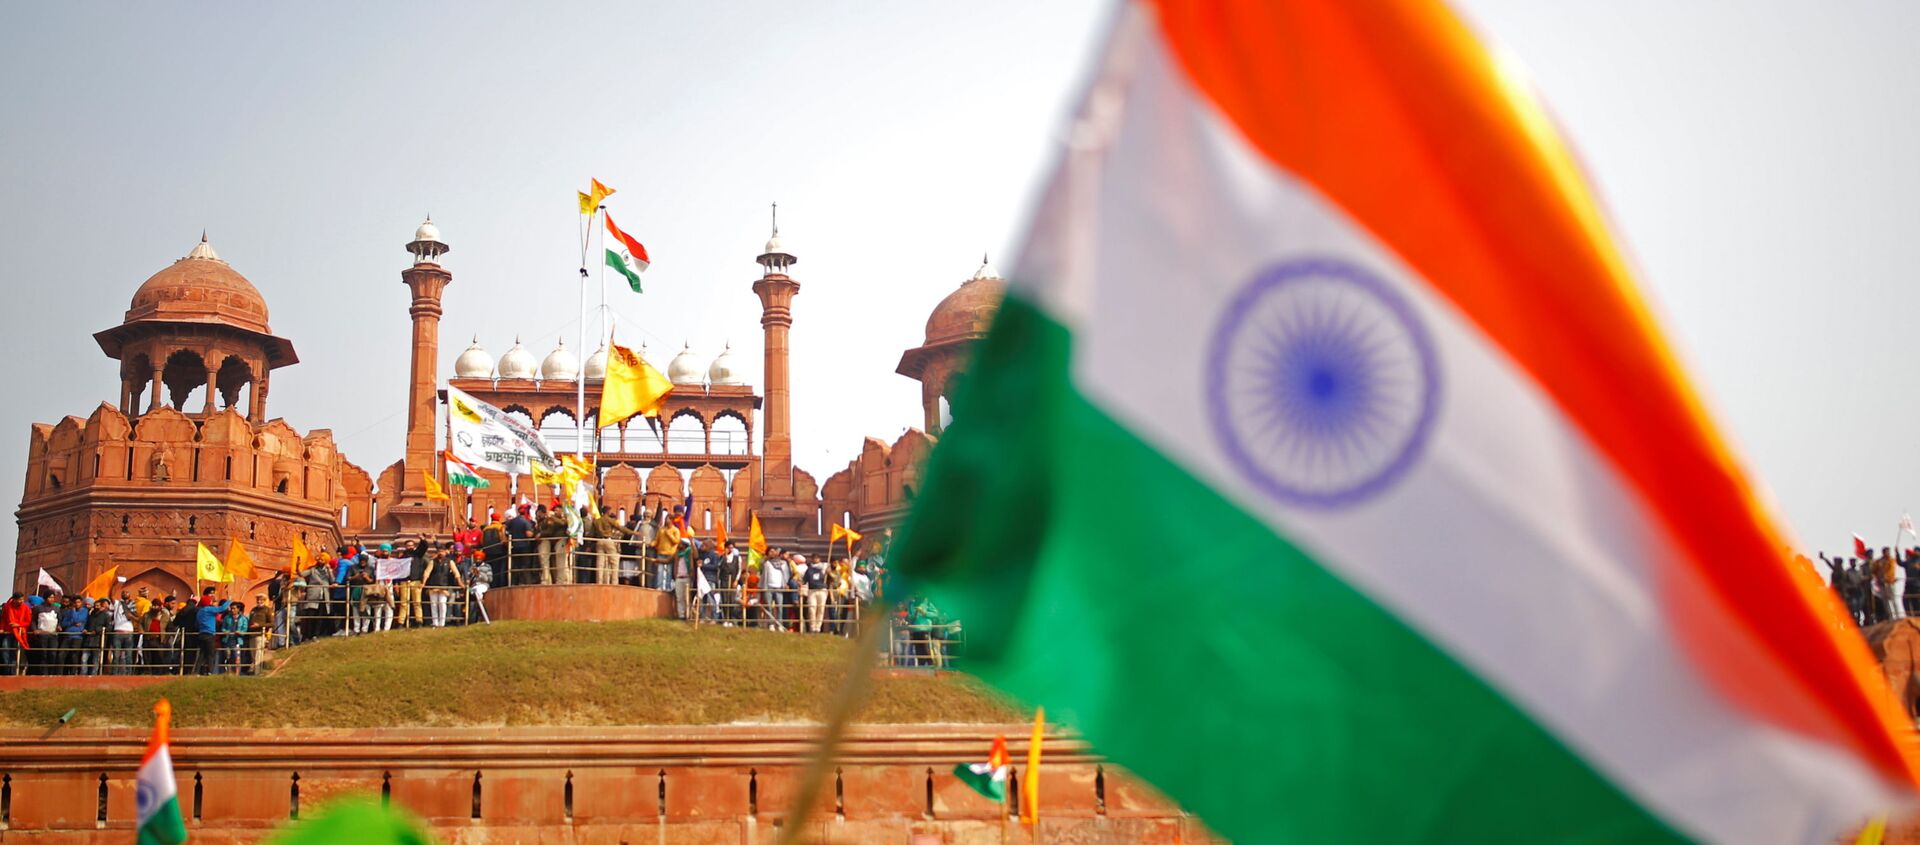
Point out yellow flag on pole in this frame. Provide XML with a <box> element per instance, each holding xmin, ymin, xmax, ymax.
<box><xmin>1022</xmin><ymin>707</ymin><xmax>1044</xmax><ymax>826</ymax></box>
<box><xmin>289</xmin><ymin>533</ymin><xmax>314</xmax><ymax>575</ymax></box>
<box><xmin>423</xmin><ymin>469</ymin><xmax>449</xmax><ymax>500</ymax></box>
<box><xmin>196</xmin><ymin>542</ymin><xmax>231</xmax><ymax>583</ymax></box>
<box><xmin>225</xmin><ymin>538</ymin><xmax>257</xmax><ymax>580</ymax></box>
<box><xmin>749</xmin><ymin>512</ymin><xmax>768</xmax><ymax>556</ymax></box>
<box><xmin>599</xmin><ymin>343</ymin><xmax>674</xmax><ymax>425</ymax></box>
<box><xmin>579</xmin><ymin>178</ymin><xmax>615</xmax><ymax>214</ymax></box>
<box><xmin>82</xmin><ymin>565</ymin><xmax>120</xmax><ymax>600</ymax></box>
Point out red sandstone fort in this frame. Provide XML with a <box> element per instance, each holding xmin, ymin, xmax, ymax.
<box><xmin>12</xmin><ymin>219</ymin><xmax>1005</xmax><ymax>600</ymax></box>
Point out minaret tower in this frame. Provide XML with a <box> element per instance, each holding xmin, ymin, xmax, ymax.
<box><xmin>392</xmin><ymin>216</ymin><xmax>453</xmax><ymax>533</ymax></box>
<box><xmin>753</xmin><ymin>204</ymin><xmax>805</xmax><ymax>539</ymax></box>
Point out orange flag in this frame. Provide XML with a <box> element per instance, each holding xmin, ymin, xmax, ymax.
<box><xmin>1022</xmin><ymin>707</ymin><xmax>1044</xmax><ymax>826</ymax></box>
<box><xmin>225</xmin><ymin>539</ymin><xmax>257</xmax><ymax>580</ymax></box>
<box><xmin>82</xmin><ymin>565</ymin><xmax>120</xmax><ymax>600</ymax></box>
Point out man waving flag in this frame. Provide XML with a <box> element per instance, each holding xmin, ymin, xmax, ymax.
<box><xmin>886</xmin><ymin>1</ymin><xmax>1920</xmax><ymax>843</ymax></box>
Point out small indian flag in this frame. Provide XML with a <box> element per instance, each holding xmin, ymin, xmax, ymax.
<box><xmin>952</xmin><ymin>735</ymin><xmax>1010</xmax><ymax>803</ymax></box>
<box><xmin>443</xmin><ymin>451</ymin><xmax>490</xmax><ymax>489</ymax></box>
<box><xmin>136</xmin><ymin>699</ymin><xmax>188</xmax><ymax>845</ymax></box>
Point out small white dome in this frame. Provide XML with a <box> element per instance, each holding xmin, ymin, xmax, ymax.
<box><xmin>453</xmin><ymin>335</ymin><xmax>495</xmax><ymax>378</ymax></box>
<box><xmin>187</xmin><ymin>232</ymin><xmax>220</xmax><ymax>261</ymax></box>
<box><xmin>667</xmin><ymin>342</ymin><xmax>704</xmax><ymax>385</ymax></box>
<box><xmin>583</xmin><ymin>345</ymin><xmax>609</xmax><ymax>381</ymax></box>
<box><xmin>540</xmin><ymin>337</ymin><xmax>580</xmax><ymax>381</ymax></box>
<box><xmin>414</xmin><ymin>217</ymin><xmax>442</xmax><ymax>244</ymax></box>
<box><xmin>763</xmin><ymin>234</ymin><xmax>784</xmax><ymax>255</ymax></box>
<box><xmin>496</xmin><ymin>337</ymin><xmax>538</xmax><ymax>379</ymax></box>
<box><xmin>708</xmin><ymin>342</ymin><xmax>743</xmax><ymax>385</ymax></box>
<box><xmin>973</xmin><ymin>253</ymin><xmax>1002</xmax><ymax>281</ymax></box>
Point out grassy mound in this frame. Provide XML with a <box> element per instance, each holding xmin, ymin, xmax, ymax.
<box><xmin>0</xmin><ymin>620</ymin><xmax>1017</xmax><ymax>729</ymax></box>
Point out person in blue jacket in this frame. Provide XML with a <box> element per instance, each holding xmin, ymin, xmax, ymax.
<box><xmin>195</xmin><ymin>597</ymin><xmax>230</xmax><ymax>675</ymax></box>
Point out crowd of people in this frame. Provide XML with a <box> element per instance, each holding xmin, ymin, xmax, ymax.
<box><xmin>1823</xmin><ymin>546</ymin><xmax>1920</xmax><ymax>627</ymax></box>
<box><xmin>0</xmin><ymin>503</ymin><xmax>961</xmax><ymax>676</ymax></box>
<box><xmin>1</xmin><ymin>585</ymin><xmax>268</xmax><ymax>676</ymax></box>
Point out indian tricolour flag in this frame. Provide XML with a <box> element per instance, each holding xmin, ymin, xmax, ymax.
<box><xmin>890</xmin><ymin>2</ymin><xmax>1920</xmax><ymax>843</ymax></box>
<box><xmin>443</xmin><ymin>451</ymin><xmax>490</xmax><ymax>489</ymax></box>
<box><xmin>953</xmin><ymin>735</ymin><xmax>1012</xmax><ymax>802</ymax></box>
<box><xmin>136</xmin><ymin>699</ymin><xmax>188</xmax><ymax>845</ymax></box>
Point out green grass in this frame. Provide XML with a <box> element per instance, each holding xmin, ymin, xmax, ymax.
<box><xmin>0</xmin><ymin>620</ymin><xmax>1018</xmax><ymax>729</ymax></box>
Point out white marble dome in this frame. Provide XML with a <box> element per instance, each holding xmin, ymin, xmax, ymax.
<box><xmin>414</xmin><ymin>217</ymin><xmax>443</xmax><ymax>245</ymax></box>
<box><xmin>496</xmin><ymin>337</ymin><xmax>537</xmax><ymax>379</ymax></box>
<box><xmin>973</xmin><ymin>254</ymin><xmax>1002</xmax><ymax>281</ymax></box>
<box><xmin>453</xmin><ymin>336</ymin><xmax>495</xmax><ymax>378</ymax></box>
<box><xmin>667</xmin><ymin>342</ymin><xmax>704</xmax><ymax>385</ymax></box>
<box><xmin>708</xmin><ymin>342</ymin><xmax>743</xmax><ymax>385</ymax></box>
<box><xmin>583</xmin><ymin>344</ymin><xmax>609</xmax><ymax>381</ymax></box>
<box><xmin>540</xmin><ymin>337</ymin><xmax>580</xmax><ymax>381</ymax></box>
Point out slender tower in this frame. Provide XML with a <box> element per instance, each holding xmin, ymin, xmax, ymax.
<box><xmin>392</xmin><ymin>217</ymin><xmax>453</xmax><ymax>533</ymax></box>
<box><xmin>753</xmin><ymin>205</ymin><xmax>805</xmax><ymax>539</ymax></box>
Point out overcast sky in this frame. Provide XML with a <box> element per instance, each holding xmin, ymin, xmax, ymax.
<box><xmin>2</xmin><ymin>1</ymin><xmax>1916</xmax><ymax>587</ymax></box>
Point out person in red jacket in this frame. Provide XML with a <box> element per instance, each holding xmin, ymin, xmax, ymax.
<box><xmin>2</xmin><ymin>593</ymin><xmax>32</xmax><ymax>676</ymax></box>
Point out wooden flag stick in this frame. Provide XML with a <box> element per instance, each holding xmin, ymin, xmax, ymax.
<box><xmin>774</xmin><ymin>611</ymin><xmax>883</xmax><ymax>845</ymax></box>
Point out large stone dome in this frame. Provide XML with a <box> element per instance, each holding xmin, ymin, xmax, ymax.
<box><xmin>923</xmin><ymin>259</ymin><xmax>1004</xmax><ymax>346</ymax></box>
<box><xmin>125</xmin><ymin>235</ymin><xmax>272</xmax><ymax>335</ymax></box>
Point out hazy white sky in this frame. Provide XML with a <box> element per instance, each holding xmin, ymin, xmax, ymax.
<box><xmin>2</xmin><ymin>1</ymin><xmax>1916</xmax><ymax>587</ymax></box>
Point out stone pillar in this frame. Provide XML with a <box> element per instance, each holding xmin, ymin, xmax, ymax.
<box><xmin>249</xmin><ymin>373</ymin><xmax>269</xmax><ymax>424</ymax></box>
<box><xmin>202</xmin><ymin>367</ymin><xmax>218</xmax><ymax>414</ymax></box>
<box><xmin>149</xmin><ymin>365</ymin><xmax>164</xmax><ymax>413</ymax></box>
<box><xmin>753</xmin><ymin>270</ymin><xmax>802</xmax><ymax>537</ymax></box>
<box><xmin>754</xmin><ymin>273</ymin><xmax>798</xmax><ymax>495</ymax></box>
<box><xmin>399</xmin><ymin>262</ymin><xmax>451</xmax><ymax>503</ymax></box>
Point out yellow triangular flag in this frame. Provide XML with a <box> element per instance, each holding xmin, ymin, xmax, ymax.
<box><xmin>196</xmin><ymin>542</ymin><xmax>231</xmax><ymax>583</ymax></box>
<box><xmin>580</xmin><ymin>179</ymin><xmax>615</xmax><ymax>214</ymax></box>
<box><xmin>749</xmin><ymin>512</ymin><xmax>768</xmax><ymax>556</ymax></box>
<box><xmin>599</xmin><ymin>343</ymin><xmax>674</xmax><ymax>425</ymax></box>
<box><xmin>226</xmin><ymin>538</ymin><xmax>257</xmax><ymax>580</ymax></box>
<box><xmin>423</xmin><ymin>469</ymin><xmax>449</xmax><ymax>501</ymax></box>
<box><xmin>82</xmin><ymin>565</ymin><xmax>120</xmax><ymax>600</ymax></box>
<box><xmin>289</xmin><ymin>533</ymin><xmax>314</xmax><ymax>574</ymax></box>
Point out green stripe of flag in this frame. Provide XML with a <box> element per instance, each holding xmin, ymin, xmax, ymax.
<box><xmin>889</xmin><ymin>294</ymin><xmax>1688</xmax><ymax>844</ymax></box>
<box><xmin>137</xmin><ymin>795</ymin><xmax>187</xmax><ymax>845</ymax></box>
<box><xmin>607</xmin><ymin>248</ymin><xmax>642</xmax><ymax>292</ymax></box>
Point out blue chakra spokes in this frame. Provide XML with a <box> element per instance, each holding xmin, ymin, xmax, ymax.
<box><xmin>1207</xmin><ymin>258</ymin><xmax>1440</xmax><ymax>508</ymax></box>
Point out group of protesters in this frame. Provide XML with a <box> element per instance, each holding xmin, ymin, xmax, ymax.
<box><xmin>1824</xmin><ymin>546</ymin><xmax>1920</xmax><ymax>627</ymax></box>
<box><xmin>2</xmin><ymin>501</ymin><xmax>961</xmax><ymax>675</ymax></box>
<box><xmin>1</xmin><ymin>584</ymin><xmax>267</xmax><ymax>676</ymax></box>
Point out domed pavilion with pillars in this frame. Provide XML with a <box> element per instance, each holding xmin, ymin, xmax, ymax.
<box><xmin>14</xmin><ymin>235</ymin><xmax>372</xmax><ymax>599</ymax></box>
<box><xmin>895</xmin><ymin>256</ymin><xmax>1006</xmax><ymax>437</ymax></box>
<box><xmin>822</xmin><ymin>257</ymin><xmax>1005</xmax><ymax>538</ymax></box>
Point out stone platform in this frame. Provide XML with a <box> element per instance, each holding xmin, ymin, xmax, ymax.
<box><xmin>479</xmin><ymin>583</ymin><xmax>674</xmax><ymax>622</ymax></box>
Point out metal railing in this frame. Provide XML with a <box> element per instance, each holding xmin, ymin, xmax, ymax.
<box><xmin>1</xmin><ymin>629</ymin><xmax>270</xmax><ymax>677</ymax></box>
